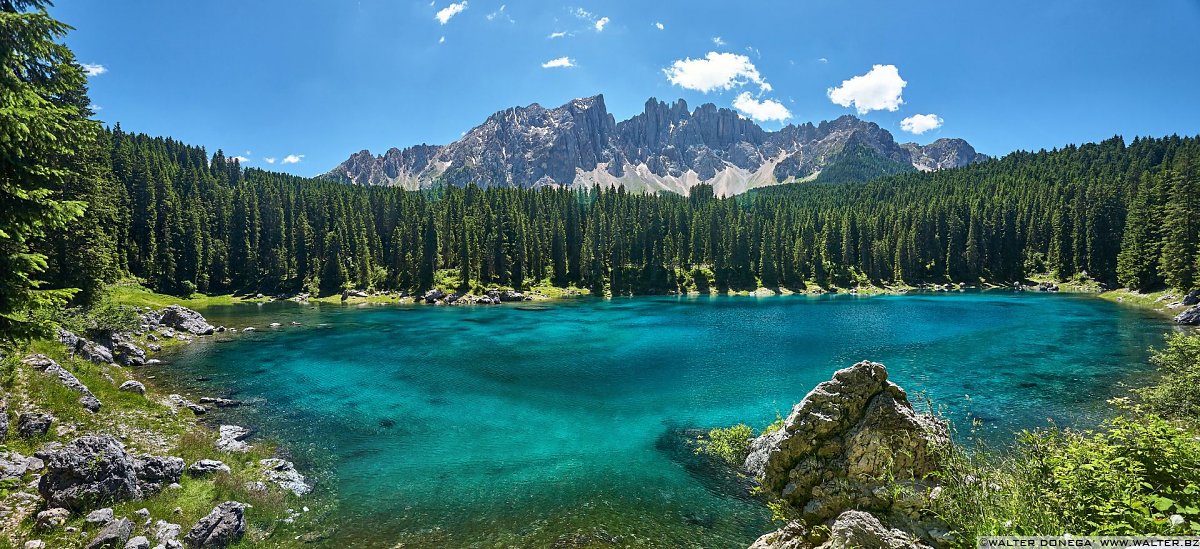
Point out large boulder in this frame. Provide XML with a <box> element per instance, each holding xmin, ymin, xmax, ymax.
<box><xmin>184</xmin><ymin>502</ymin><xmax>247</xmax><ymax>548</ymax></box>
<box><xmin>86</xmin><ymin>517</ymin><xmax>133</xmax><ymax>549</ymax></box>
<box><xmin>23</xmin><ymin>354</ymin><xmax>102</xmax><ymax>412</ymax></box>
<box><xmin>744</xmin><ymin>361</ymin><xmax>947</xmax><ymax>548</ymax></box>
<box><xmin>1175</xmin><ymin>305</ymin><xmax>1200</xmax><ymax>325</ymax></box>
<box><xmin>134</xmin><ymin>455</ymin><xmax>184</xmax><ymax>495</ymax></box>
<box><xmin>17</xmin><ymin>411</ymin><xmax>53</xmax><ymax>438</ymax></box>
<box><xmin>158</xmin><ymin>306</ymin><xmax>215</xmax><ymax>336</ymax></box>
<box><xmin>38</xmin><ymin>435</ymin><xmax>142</xmax><ymax>512</ymax></box>
<box><xmin>106</xmin><ymin>333</ymin><xmax>146</xmax><ymax>367</ymax></box>
<box><xmin>1184</xmin><ymin>290</ymin><xmax>1200</xmax><ymax>306</ymax></box>
<box><xmin>58</xmin><ymin>329</ymin><xmax>114</xmax><ymax>364</ymax></box>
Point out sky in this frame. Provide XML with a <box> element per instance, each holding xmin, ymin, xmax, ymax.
<box><xmin>55</xmin><ymin>0</ymin><xmax>1200</xmax><ymax>177</ymax></box>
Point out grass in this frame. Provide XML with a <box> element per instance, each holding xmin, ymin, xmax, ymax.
<box><xmin>1097</xmin><ymin>288</ymin><xmax>1181</xmax><ymax>318</ymax></box>
<box><xmin>106</xmin><ymin>281</ymin><xmax>268</xmax><ymax>310</ymax></box>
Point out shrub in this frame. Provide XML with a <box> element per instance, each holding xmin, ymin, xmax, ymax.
<box><xmin>1138</xmin><ymin>333</ymin><xmax>1200</xmax><ymax>422</ymax></box>
<box><xmin>695</xmin><ymin>423</ymin><xmax>754</xmax><ymax>467</ymax></box>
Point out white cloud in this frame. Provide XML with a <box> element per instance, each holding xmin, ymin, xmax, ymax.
<box><xmin>594</xmin><ymin>16</ymin><xmax>609</xmax><ymax>31</ymax></box>
<box><xmin>231</xmin><ymin>155</ymin><xmax>250</xmax><ymax>163</ymax></box>
<box><xmin>281</xmin><ymin>154</ymin><xmax>304</xmax><ymax>164</ymax></box>
<box><xmin>548</xmin><ymin>31</ymin><xmax>567</xmax><ymax>38</ymax></box>
<box><xmin>827</xmin><ymin>64</ymin><xmax>907</xmax><ymax>114</ymax></box>
<box><xmin>900</xmin><ymin>113</ymin><xmax>944</xmax><ymax>134</ymax></box>
<box><xmin>655</xmin><ymin>22</ymin><xmax>664</xmax><ymax>30</ymax></box>
<box><xmin>732</xmin><ymin>92</ymin><xmax>791</xmax><ymax>122</ymax></box>
<box><xmin>435</xmin><ymin>1</ymin><xmax>467</xmax><ymax>24</ymax></box>
<box><xmin>711</xmin><ymin>36</ymin><xmax>725</xmax><ymax>46</ymax></box>
<box><xmin>541</xmin><ymin>56</ymin><xmax>575</xmax><ymax>68</ymax></box>
<box><xmin>81</xmin><ymin>63</ymin><xmax>107</xmax><ymax>77</ymax></box>
<box><xmin>486</xmin><ymin>4</ymin><xmax>513</xmax><ymax>22</ymax></box>
<box><xmin>572</xmin><ymin>7</ymin><xmax>593</xmax><ymax>19</ymax></box>
<box><xmin>88</xmin><ymin>103</ymin><xmax>102</xmax><ymax>111</ymax></box>
<box><xmin>264</xmin><ymin>157</ymin><xmax>277</xmax><ymax>164</ymax></box>
<box><xmin>663</xmin><ymin>51</ymin><xmax>771</xmax><ymax>93</ymax></box>
<box><xmin>439</xmin><ymin>36</ymin><xmax>446</xmax><ymax>43</ymax></box>
<box><xmin>817</xmin><ymin>57</ymin><xmax>828</xmax><ymax>64</ymax></box>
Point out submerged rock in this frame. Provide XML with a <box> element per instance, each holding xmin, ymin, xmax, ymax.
<box><xmin>744</xmin><ymin>360</ymin><xmax>948</xmax><ymax>548</ymax></box>
<box><xmin>38</xmin><ymin>435</ymin><xmax>142</xmax><ymax>512</ymax></box>
<box><xmin>184</xmin><ymin>502</ymin><xmax>247</xmax><ymax>548</ymax></box>
<box><xmin>24</xmin><ymin>354</ymin><xmax>102</xmax><ymax>412</ymax></box>
<box><xmin>168</xmin><ymin>394</ymin><xmax>207</xmax><ymax>415</ymax></box>
<box><xmin>158</xmin><ymin>305</ymin><xmax>215</xmax><ymax>336</ymax></box>
<box><xmin>198</xmin><ymin>397</ymin><xmax>240</xmax><ymax>408</ymax></box>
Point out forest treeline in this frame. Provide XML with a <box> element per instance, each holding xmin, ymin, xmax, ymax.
<box><xmin>4</xmin><ymin>0</ymin><xmax>1200</xmax><ymax>343</ymax></box>
<box><xmin>38</xmin><ymin>126</ymin><xmax>1200</xmax><ymax>301</ymax></box>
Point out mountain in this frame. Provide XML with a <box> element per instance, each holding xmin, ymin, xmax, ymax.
<box><xmin>324</xmin><ymin>95</ymin><xmax>987</xmax><ymax>195</ymax></box>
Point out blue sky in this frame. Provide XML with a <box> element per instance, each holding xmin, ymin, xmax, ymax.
<box><xmin>56</xmin><ymin>0</ymin><xmax>1200</xmax><ymax>176</ymax></box>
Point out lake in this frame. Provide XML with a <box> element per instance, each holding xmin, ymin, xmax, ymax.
<box><xmin>149</xmin><ymin>292</ymin><xmax>1173</xmax><ymax>548</ymax></box>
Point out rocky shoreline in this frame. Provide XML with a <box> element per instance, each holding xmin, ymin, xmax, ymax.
<box><xmin>1</xmin><ymin>305</ymin><xmax>313</xmax><ymax>549</ymax></box>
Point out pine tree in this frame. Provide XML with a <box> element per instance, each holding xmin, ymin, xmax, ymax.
<box><xmin>0</xmin><ymin>1</ymin><xmax>90</xmax><ymax>340</ymax></box>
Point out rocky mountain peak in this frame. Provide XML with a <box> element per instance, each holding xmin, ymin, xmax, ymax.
<box><xmin>325</xmin><ymin>95</ymin><xmax>987</xmax><ymax>194</ymax></box>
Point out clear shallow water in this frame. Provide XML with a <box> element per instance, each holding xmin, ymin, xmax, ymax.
<box><xmin>152</xmin><ymin>293</ymin><xmax>1172</xmax><ymax>548</ymax></box>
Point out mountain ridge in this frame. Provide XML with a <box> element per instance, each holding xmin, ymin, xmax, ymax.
<box><xmin>324</xmin><ymin>94</ymin><xmax>987</xmax><ymax>195</ymax></box>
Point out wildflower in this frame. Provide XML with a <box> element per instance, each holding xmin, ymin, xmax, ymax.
<box><xmin>1170</xmin><ymin>514</ymin><xmax>1185</xmax><ymax>527</ymax></box>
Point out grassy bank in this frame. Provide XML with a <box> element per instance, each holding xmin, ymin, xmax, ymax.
<box><xmin>106</xmin><ymin>282</ymin><xmax>269</xmax><ymax>310</ymax></box>
<box><xmin>0</xmin><ymin>309</ymin><xmax>331</xmax><ymax>547</ymax></box>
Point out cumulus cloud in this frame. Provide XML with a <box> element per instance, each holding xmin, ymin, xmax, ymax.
<box><xmin>281</xmin><ymin>154</ymin><xmax>304</xmax><ymax>164</ymax></box>
<box><xmin>594</xmin><ymin>16</ymin><xmax>609</xmax><ymax>31</ymax></box>
<box><xmin>817</xmin><ymin>57</ymin><xmax>828</xmax><ymax>63</ymax></box>
<box><xmin>435</xmin><ymin>1</ymin><xmax>467</xmax><ymax>24</ymax></box>
<box><xmin>663</xmin><ymin>52</ymin><xmax>770</xmax><ymax>93</ymax></box>
<box><xmin>711</xmin><ymin>36</ymin><xmax>725</xmax><ymax>46</ymax></box>
<box><xmin>541</xmin><ymin>56</ymin><xmax>575</xmax><ymax>68</ymax></box>
<box><xmin>655</xmin><ymin>22</ymin><xmax>664</xmax><ymax>30</ymax></box>
<box><xmin>81</xmin><ymin>63</ymin><xmax>107</xmax><ymax>77</ymax></box>
<box><xmin>548</xmin><ymin>31</ymin><xmax>567</xmax><ymax>38</ymax></box>
<box><xmin>439</xmin><ymin>36</ymin><xmax>445</xmax><ymax>43</ymax></box>
<box><xmin>231</xmin><ymin>155</ymin><xmax>250</xmax><ymax>164</ymax></box>
<box><xmin>733</xmin><ymin>92</ymin><xmax>790</xmax><ymax>122</ymax></box>
<box><xmin>900</xmin><ymin>113</ymin><xmax>943</xmax><ymax>134</ymax></box>
<box><xmin>264</xmin><ymin>157</ymin><xmax>277</xmax><ymax>164</ymax></box>
<box><xmin>827</xmin><ymin>64</ymin><xmax>907</xmax><ymax>114</ymax></box>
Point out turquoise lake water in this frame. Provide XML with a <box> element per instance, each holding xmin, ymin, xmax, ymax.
<box><xmin>152</xmin><ymin>292</ymin><xmax>1173</xmax><ymax>548</ymax></box>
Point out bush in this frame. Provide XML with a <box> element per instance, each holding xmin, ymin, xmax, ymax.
<box><xmin>695</xmin><ymin>423</ymin><xmax>754</xmax><ymax>467</ymax></box>
<box><xmin>1138</xmin><ymin>333</ymin><xmax>1200</xmax><ymax>422</ymax></box>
